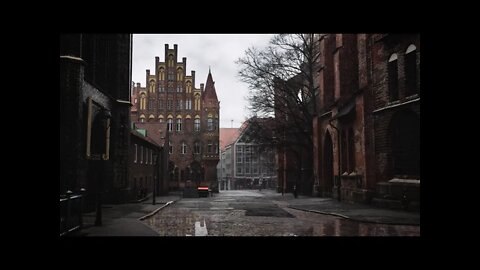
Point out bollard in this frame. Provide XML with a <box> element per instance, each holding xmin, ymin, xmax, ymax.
<box><xmin>65</xmin><ymin>190</ymin><xmax>73</xmax><ymax>233</ymax></box>
<box><xmin>79</xmin><ymin>188</ymin><xmax>86</xmax><ymax>229</ymax></box>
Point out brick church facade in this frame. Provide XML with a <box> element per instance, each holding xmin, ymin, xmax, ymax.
<box><xmin>130</xmin><ymin>44</ymin><xmax>220</xmax><ymax>191</ymax></box>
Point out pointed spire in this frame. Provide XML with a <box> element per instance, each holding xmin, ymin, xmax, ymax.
<box><xmin>203</xmin><ymin>68</ymin><xmax>218</xmax><ymax>102</ymax></box>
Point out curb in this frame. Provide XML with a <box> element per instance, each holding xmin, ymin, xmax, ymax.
<box><xmin>138</xmin><ymin>201</ymin><xmax>175</xmax><ymax>221</ymax></box>
<box><xmin>287</xmin><ymin>206</ymin><xmax>420</xmax><ymax>226</ymax></box>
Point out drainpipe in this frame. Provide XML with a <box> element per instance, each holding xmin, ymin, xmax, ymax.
<box><xmin>329</xmin><ymin>119</ymin><xmax>341</xmax><ymax>201</ymax></box>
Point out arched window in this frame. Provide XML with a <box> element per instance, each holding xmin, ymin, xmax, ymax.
<box><xmin>167</xmin><ymin>118</ymin><xmax>173</xmax><ymax>132</ymax></box>
<box><xmin>186</xmin><ymin>98</ymin><xmax>192</xmax><ymax>110</ymax></box>
<box><xmin>176</xmin><ymin>116</ymin><xmax>182</xmax><ymax>132</ymax></box>
<box><xmin>158</xmin><ymin>115</ymin><xmax>164</xmax><ymax>123</ymax></box>
<box><xmin>148</xmin><ymin>114</ymin><xmax>155</xmax><ymax>122</ymax></box>
<box><xmin>159</xmin><ymin>67</ymin><xmax>165</xmax><ymax>81</ymax></box>
<box><xmin>388</xmin><ymin>53</ymin><xmax>399</xmax><ymax>102</ymax></box>
<box><xmin>405</xmin><ymin>44</ymin><xmax>418</xmax><ymax>97</ymax></box>
<box><xmin>140</xmin><ymin>94</ymin><xmax>146</xmax><ymax>110</ymax></box>
<box><xmin>140</xmin><ymin>114</ymin><xmax>145</xmax><ymax>123</ymax></box>
<box><xmin>177</xmin><ymin>68</ymin><xmax>183</xmax><ymax>81</ymax></box>
<box><xmin>207</xmin><ymin>114</ymin><xmax>213</xmax><ymax>131</ymax></box>
<box><xmin>194</xmin><ymin>115</ymin><xmax>201</xmax><ymax>132</ymax></box>
<box><xmin>186</xmin><ymin>81</ymin><xmax>192</xmax><ymax>93</ymax></box>
<box><xmin>149</xmin><ymin>80</ymin><xmax>155</xmax><ymax>93</ymax></box>
<box><xmin>194</xmin><ymin>93</ymin><xmax>201</xmax><ymax>111</ymax></box>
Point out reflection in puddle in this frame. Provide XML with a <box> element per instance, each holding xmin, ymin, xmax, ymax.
<box><xmin>312</xmin><ymin>217</ymin><xmax>419</xmax><ymax>236</ymax></box>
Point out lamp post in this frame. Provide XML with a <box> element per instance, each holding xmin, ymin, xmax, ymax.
<box><xmin>152</xmin><ymin>150</ymin><xmax>158</xmax><ymax>205</ymax></box>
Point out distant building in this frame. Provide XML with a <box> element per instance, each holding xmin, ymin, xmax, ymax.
<box><xmin>217</xmin><ymin>128</ymin><xmax>240</xmax><ymax>190</ymax></box>
<box><xmin>218</xmin><ymin>118</ymin><xmax>277</xmax><ymax>190</ymax></box>
<box><xmin>130</xmin><ymin>44</ymin><xmax>220</xmax><ymax>191</ymax></box>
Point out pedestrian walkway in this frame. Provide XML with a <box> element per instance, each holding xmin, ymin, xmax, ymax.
<box><xmin>71</xmin><ymin>193</ymin><xmax>182</xmax><ymax>236</ymax></box>
<box><xmin>273</xmin><ymin>192</ymin><xmax>420</xmax><ymax>226</ymax></box>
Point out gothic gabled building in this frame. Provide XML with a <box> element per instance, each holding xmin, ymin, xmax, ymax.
<box><xmin>130</xmin><ymin>44</ymin><xmax>220</xmax><ymax>191</ymax></box>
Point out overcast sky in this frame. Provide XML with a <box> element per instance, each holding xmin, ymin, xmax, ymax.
<box><xmin>132</xmin><ymin>34</ymin><xmax>275</xmax><ymax>128</ymax></box>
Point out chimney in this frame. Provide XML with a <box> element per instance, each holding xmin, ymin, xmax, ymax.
<box><xmin>200</xmin><ymin>83</ymin><xmax>204</xmax><ymax>91</ymax></box>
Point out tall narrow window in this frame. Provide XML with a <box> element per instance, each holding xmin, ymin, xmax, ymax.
<box><xmin>194</xmin><ymin>94</ymin><xmax>201</xmax><ymax>111</ymax></box>
<box><xmin>388</xmin><ymin>53</ymin><xmax>399</xmax><ymax>102</ymax></box>
<box><xmin>149</xmin><ymin>80</ymin><xmax>155</xmax><ymax>93</ymax></box>
<box><xmin>140</xmin><ymin>94</ymin><xmax>146</xmax><ymax>110</ymax></box>
<box><xmin>186</xmin><ymin>81</ymin><xmax>192</xmax><ymax>93</ymax></box>
<box><xmin>168</xmin><ymin>54</ymin><xmax>174</xmax><ymax>67</ymax></box>
<box><xmin>176</xmin><ymin>118</ymin><xmax>182</xmax><ymax>132</ymax></box>
<box><xmin>169</xmin><ymin>142</ymin><xmax>173</xmax><ymax>154</ymax></box>
<box><xmin>177</xmin><ymin>68</ymin><xmax>183</xmax><ymax>81</ymax></box>
<box><xmin>186</xmin><ymin>99</ymin><xmax>192</xmax><ymax>110</ymax></box>
<box><xmin>194</xmin><ymin>117</ymin><xmax>200</xmax><ymax>132</ymax></box>
<box><xmin>167</xmin><ymin>99</ymin><xmax>173</xmax><ymax>110</ymax></box>
<box><xmin>207</xmin><ymin>116</ymin><xmax>213</xmax><ymax>131</ymax></box>
<box><xmin>207</xmin><ymin>140</ymin><xmax>212</xmax><ymax>153</ymax></box>
<box><xmin>181</xmin><ymin>142</ymin><xmax>187</xmax><ymax>154</ymax></box>
<box><xmin>405</xmin><ymin>44</ymin><xmax>418</xmax><ymax>97</ymax></box>
<box><xmin>334</xmin><ymin>51</ymin><xmax>340</xmax><ymax>100</ymax></box>
<box><xmin>167</xmin><ymin>118</ymin><xmax>173</xmax><ymax>132</ymax></box>
<box><xmin>194</xmin><ymin>141</ymin><xmax>201</xmax><ymax>154</ymax></box>
<box><xmin>159</xmin><ymin>67</ymin><xmax>165</xmax><ymax>81</ymax></box>
<box><xmin>158</xmin><ymin>99</ymin><xmax>164</xmax><ymax>110</ymax></box>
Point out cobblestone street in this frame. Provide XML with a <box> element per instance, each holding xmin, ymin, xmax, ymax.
<box><xmin>143</xmin><ymin>190</ymin><xmax>420</xmax><ymax>236</ymax></box>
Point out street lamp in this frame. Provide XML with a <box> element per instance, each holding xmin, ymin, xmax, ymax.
<box><xmin>152</xmin><ymin>150</ymin><xmax>158</xmax><ymax>205</ymax></box>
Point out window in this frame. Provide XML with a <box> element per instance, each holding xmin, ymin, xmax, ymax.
<box><xmin>181</xmin><ymin>142</ymin><xmax>187</xmax><ymax>154</ymax></box>
<box><xmin>134</xmin><ymin>144</ymin><xmax>137</xmax><ymax>163</ymax></box>
<box><xmin>207</xmin><ymin>117</ymin><xmax>213</xmax><ymax>131</ymax></box>
<box><xmin>158</xmin><ymin>115</ymin><xmax>164</xmax><ymax>123</ymax></box>
<box><xmin>186</xmin><ymin>81</ymin><xmax>192</xmax><ymax>93</ymax></box>
<box><xmin>159</xmin><ymin>67</ymin><xmax>165</xmax><ymax>81</ymax></box>
<box><xmin>194</xmin><ymin>141</ymin><xmax>201</xmax><ymax>154</ymax></box>
<box><xmin>177</xmin><ymin>85</ymin><xmax>183</xmax><ymax>92</ymax></box>
<box><xmin>245</xmin><ymin>155</ymin><xmax>250</xmax><ymax>163</ymax></box>
<box><xmin>158</xmin><ymin>99</ymin><xmax>164</xmax><ymax>110</ymax></box>
<box><xmin>236</xmin><ymin>145</ymin><xmax>243</xmax><ymax>153</ymax></box>
<box><xmin>177</xmin><ymin>68</ymin><xmax>183</xmax><ymax>81</ymax></box>
<box><xmin>388</xmin><ymin>53</ymin><xmax>399</xmax><ymax>101</ymax></box>
<box><xmin>194</xmin><ymin>118</ymin><xmax>200</xmax><ymax>132</ymax></box>
<box><xmin>207</xmin><ymin>140</ymin><xmax>212</xmax><ymax>153</ymax></box>
<box><xmin>140</xmin><ymin>94</ymin><xmax>146</xmax><ymax>110</ymax></box>
<box><xmin>140</xmin><ymin>146</ymin><xmax>143</xmax><ymax>164</ymax></box>
<box><xmin>237</xmin><ymin>153</ymin><xmax>242</xmax><ymax>163</ymax></box>
<box><xmin>237</xmin><ymin>166</ymin><xmax>243</xmax><ymax>175</ymax></box>
<box><xmin>167</xmin><ymin>99</ymin><xmax>173</xmax><ymax>110</ymax></box>
<box><xmin>186</xmin><ymin>99</ymin><xmax>192</xmax><ymax>110</ymax></box>
<box><xmin>194</xmin><ymin>94</ymin><xmax>201</xmax><ymax>111</ymax></box>
<box><xmin>334</xmin><ymin>51</ymin><xmax>340</xmax><ymax>99</ymax></box>
<box><xmin>176</xmin><ymin>100</ymin><xmax>182</xmax><ymax>110</ymax></box>
<box><xmin>158</xmin><ymin>84</ymin><xmax>164</xmax><ymax>92</ymax></box>
<box><xmin>167</xmin><ymin>119</ymin><xmax>173</xmax><ymax>132</ymax></box>
<box><xmin>405</xmin><ymin>44</ymin><xmax>418</xmax><ymax>97</ymax></box>
<box><xmin>214</xmin><ymin>142</ymin><xmax>218</xmax><ymax>154</ymax></box>
<box><xmin>149</xmin><ymin>80</ymin><xmax>155</xmax><ymax>93</ymax></box>
<box><xmin>176</xmin><ymin>118</ymin><xmax>182</xmax><ymax>132</ymax></box>
<box><xmin>169</xmin><ymin>142</ymin><xmax>173</xmax><ymax>154</ymax></box>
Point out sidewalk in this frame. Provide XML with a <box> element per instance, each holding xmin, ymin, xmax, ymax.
<box><xmin>274</xmin><ymin>192</ymin><xmax>420</xmax><ymax>226</ymax></box>
<box><xmin>71</xmin><ymin>193</ymin><xmax>182</xmax><ymax>236</ymax></box>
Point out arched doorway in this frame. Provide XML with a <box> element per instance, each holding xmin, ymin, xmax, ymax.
<box><xmin>323</xmin><ymin>131</ymin><xmax>334</xmax><ymax>196</ymax></box>
<box><xmin>389</xmin><ymin>110</ymin><xmax>420</xmax><ymax>178</ymax></box>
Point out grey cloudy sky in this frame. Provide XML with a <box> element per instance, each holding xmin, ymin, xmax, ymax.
<box><xmin>132</xmin><ymin>34</ymin><xmax>275</xmax><ymax>128</ymax></box>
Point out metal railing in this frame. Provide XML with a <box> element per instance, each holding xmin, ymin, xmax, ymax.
<box><xmin>59</xmin><ymin>189</ymin><xmax>85</xmax><ymax>236</ymax></box>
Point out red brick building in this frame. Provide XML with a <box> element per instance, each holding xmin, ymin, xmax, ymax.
<box><xmin>312</xmin><ymin>34</ymin><xmax>420</xmax><ymax>208</ymax></box>
<box><xmin>130</xmin><ymin>44</ymin><xmax>220</xmax><ymax>191</ymax></box>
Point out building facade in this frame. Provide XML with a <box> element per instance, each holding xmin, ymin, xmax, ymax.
<box><xmin>130</xmin><ymin>44</ymin><xmax>220</xmax><ymax>191</ymax></box>
<box><xmin>129</xmin><ymin>130</ymin><xmax>163</xmax><ymax>201</ymax></box>
<box><xmin>60</xmin><ymin>34</ymin><xmax>132</xmax><ymax>209</ymax></box>
<box><xmin>312</xmin><ymin>34</ymin><xmax>420</xmax><ymax>208</ymax></box>
<box><xmin>218</xmin><ymin>119</ymin><xmax>277</xmax><ymax>190</ymax></box>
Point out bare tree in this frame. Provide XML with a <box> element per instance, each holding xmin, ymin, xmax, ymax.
<box><xmin>236</xmin><ymin>34</ymin><xmax>321</xmax><ymax>194</ymax></box>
